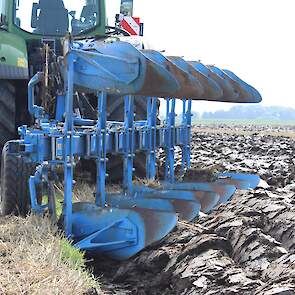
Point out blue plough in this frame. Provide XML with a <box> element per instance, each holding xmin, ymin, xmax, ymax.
<box><xmin>7</xmin><ymin>39</ymin><xmax>261</xmax><ymax>260</ymax></box>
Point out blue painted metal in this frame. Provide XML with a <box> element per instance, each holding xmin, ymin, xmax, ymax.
<box><xmin>95</xmin><ymin>92</ymin><xmax>107</xmax><ymax>207</ymax></box>
<box><xmin>28</xmin><ymin>72</ymin><xmax>46</xmax><ymax>119</ymax></box>
<box><xmin>189</xmin><ymin>61</ymin><xmax>236</xmax><ymax>101</ymax></box>
<box><xmin>72</xmin><ymin>42</ymin><xmax>181</xmax><ymax>98</ymax></box>
<box><xmin>179</xmin><ymin>99</ymin><xmax>192</xmax><ymax>174</ymax></box>
<box><xmin>216</xmin><ymin>172</ymin><xmax>261</xmax><ymax>189</ymax></box>
<box><xmin>142</xmin><ymin>50</ymin><xmax>204</xmax><ymax>99</ymax></box>
<box><xmin>164</xmin><ymin>98</ymin><xmax>176</xmax><ymax>182</ymax></box>
<box><xmin>109</xmin><ymin>194</ymin><xmax>176</xmax><ymax>212</ymax></box>
<box><xmin>156</xmin><ymin>189</ymin><xmax>216</xmax><ymax>215</ymax></box>
<box><xmin>60</xmin><ymin>40</ymin><xmax>262</xmax><ymax>103</ymax></box>
<box><xmin>168</xmin><ymin>56</ymin><xmax>222</xmax><ymax>99</ymax></box>
<box><xmin>123</xmin><ymin>95</ymin><xmax>135</xmax><ymax>193</ymax></box>
<box><xmin>8</xmin><ymin>38</ymin><xmax>262</xmax><ymax>260</ymax></box>
<box><xmin>208</xmin><ymin>66</ymin><xmax>262</xmax><ymax>103</ymax></box>
<box><xmin>110</xmin><ymin>185</ymin><xmax>202</xmax><ymax>221</ymax></box>
<box><xmin>29</xmin><ymin>165</ymin><xmax>48</xmax><ymax>214</ymax></box>
<box><xmin>72</xmin><ymin>202</ymin><xmax>177</xmax><ymax>260</ymax></box>
<box><xmin>135</xmin><ymin>189</ymin><xmax>202</xmax><ymax>221</ymax></box>
<box><xmin>163</xmin><ymin>182</ymin><xmax>236</xmax><ymax>205</ymax></box>
<box><xmin>131</xmin><ymin>185</ymin><xmax>217</xmax><ymax>215</ymax></box>
<box><xmin>64</xmin><ymin>53</ymin><xmax>75</xmax><ymax>238</ymax></box>
<box><xmin>145</xmin><ymin>97</ymin><xmax>157</xmax><ymax>180</ymax></box>
<box><xmin>223</xmin><ymin>69</ymin><xmax>262</xmax><ymax>103</ymax></box>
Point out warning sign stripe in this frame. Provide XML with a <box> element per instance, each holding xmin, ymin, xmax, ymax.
<box><xmin>121</xmin><ymin>16</ymin><xmax>140</xmax><ymax>36</ymax></box>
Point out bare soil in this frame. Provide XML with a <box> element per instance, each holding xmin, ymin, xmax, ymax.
<box><xmin>91</xmin><ymin>124</ymin><xmax>295</xmax><ymax>295</ymax></box>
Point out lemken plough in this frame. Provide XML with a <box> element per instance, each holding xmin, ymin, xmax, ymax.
<box><xmin>5</xmin><ymin>39</ymin><xmax>261</xmax><ymax>260</ymax></box>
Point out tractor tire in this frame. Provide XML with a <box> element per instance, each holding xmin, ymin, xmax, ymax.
<box><xmin>106</xmin><ymin>96</ymin><xmax>156</xmax><ymax>182</ymax></box>
<box><xmin>0</xmin><ymin>82</ymin><xmax>16</xmax><ymax>149</ymax></box>
<box><xmin>0</xmin><ymin>143</ymin><xmax>33</xmax><ymax>216</ymax></box>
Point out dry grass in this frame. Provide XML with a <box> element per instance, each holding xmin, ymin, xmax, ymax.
<box><xmin>0</xmin><ymin>215</ymin><xmax>103</xmax><ymax>295</ymax></box>
<box><xmin>72</xmin><ymin>183</ymin><xmax>95</xmax><ymax>202</ymax></box>
<box><xmin>133</xmin><ymin>178</ymin><xmax>162</xmax><ymax>189</ymax></box>
<box><xmin>54</xmin><ymin>182</ymin><xmax>121</xmax><ymax>204</ymax></box>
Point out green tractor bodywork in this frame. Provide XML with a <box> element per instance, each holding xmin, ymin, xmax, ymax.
<box><xmin>0</xmin><ymin>0</ymin><xmax>106</xmax><ymax>78</ymax></box>
<box><xmin>0</xmin><ymin>28</ymin><xmax>28</xmax><ymax>79</ymax></box>
<box><xmin>0</xmin><ymin>0</ymin><xmax>107</xmax><ymax>146</ymax></box>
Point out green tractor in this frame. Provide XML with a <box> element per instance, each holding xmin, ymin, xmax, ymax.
<box><xmin>0</xmin><ymin>0</ymin><xmax>147</xmax><ymax>181</ymax></box>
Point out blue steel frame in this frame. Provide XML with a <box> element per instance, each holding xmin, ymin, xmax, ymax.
<box><xmin>8</xmin><ymin>40</ymin><xmax>261</xmax><ymax>260</ymax></box>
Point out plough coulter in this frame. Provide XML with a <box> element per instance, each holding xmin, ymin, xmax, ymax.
<box><xmin>1</xmin><ymin>38</ymin><xmax>261</xmax><ymax>260</ymax></box>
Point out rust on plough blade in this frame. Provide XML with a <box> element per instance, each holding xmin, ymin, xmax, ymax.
<box><xmin>14</xmin><ymin>38</ymin><xmax>262</xmax><ymax>261</ymax></box>
<box><xmin>74</xmin><ymin>41</ymin><xmax>262</xmax><ymax>103</ymax></box>
<box><xmin>73</xmin><ymin>42</ymin><xmax>180</xmax><ymax>97</ymax></box>
<box><xmin>163</xmin><ymin>182</ymin><xmax>237</xmax><ymax>206</ymax></box>
<box><xmin>208</xmin><ymin>66</ymin><xmax>260</xmax><ymax>103</ymax></box>
<box><xmin>142</xmin><ymin>50</ymin><xmax>205</xmax><ymax>99</ymax></box>
<box><xmin>189</xmin><ymin>61</ymin><xmax>238</xmax><ymax>101</ymax></box>
<box><xmin>168</xmin><ymin>57</ymin><xmax>223</xmax><ymax>100</ymax></box>
<box><xmin>223</xmin><ymin>69</ymin><xmax>262</xmax><ymax>100</ymax></box>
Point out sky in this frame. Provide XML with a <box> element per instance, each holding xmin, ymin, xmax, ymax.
<box><xmin>107</xmin><ymin>0</ymin><xmax>295</xmax><ymax>113</ymax></box>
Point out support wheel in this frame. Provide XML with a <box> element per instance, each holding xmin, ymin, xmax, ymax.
<box><xmin>0</xmin><ymin>143</ymin><xmax>33</xmax><ymax>216</ymax></box>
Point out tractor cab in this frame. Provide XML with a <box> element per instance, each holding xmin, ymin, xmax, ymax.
<box><xmin>2</xmin><ymin>0</ymin><xmax>105</xmax><ymax>58</ymax></box>
<box><xmin>14</xmin><ymin>0</ymin><xmax>100</xmax><ymax>37</ymax></box>
<box><xmin>6</xmin><ymin>0</ymin><xmax>105</xmax><ymax>77</ymax></box>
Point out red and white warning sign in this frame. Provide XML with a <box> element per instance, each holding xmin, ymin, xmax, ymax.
<box><xmin>120</xmin><ymin>16</ymin><xmax>141</xmax><ymax>36</ymax></box>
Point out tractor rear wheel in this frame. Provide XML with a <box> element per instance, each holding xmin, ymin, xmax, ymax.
<box><xmin>0</xmin><ymin>82</ymin><xmax>16</xmax><ymax>149</ymax></box>
<box><xmin>0</xmin><ymin>143</ymin><xmax>32</xmax><ymax>216</ymax></box>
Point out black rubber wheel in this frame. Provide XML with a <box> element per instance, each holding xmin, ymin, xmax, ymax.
<box><xmin>0</xmin><ymin>82</ymin><xmax>16</xmax><ymax>149</ymax></box>
<box><xmin>0</xmin><ymin>143</ymin><xmax>33</xmax><ymax>216</ymax></box>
